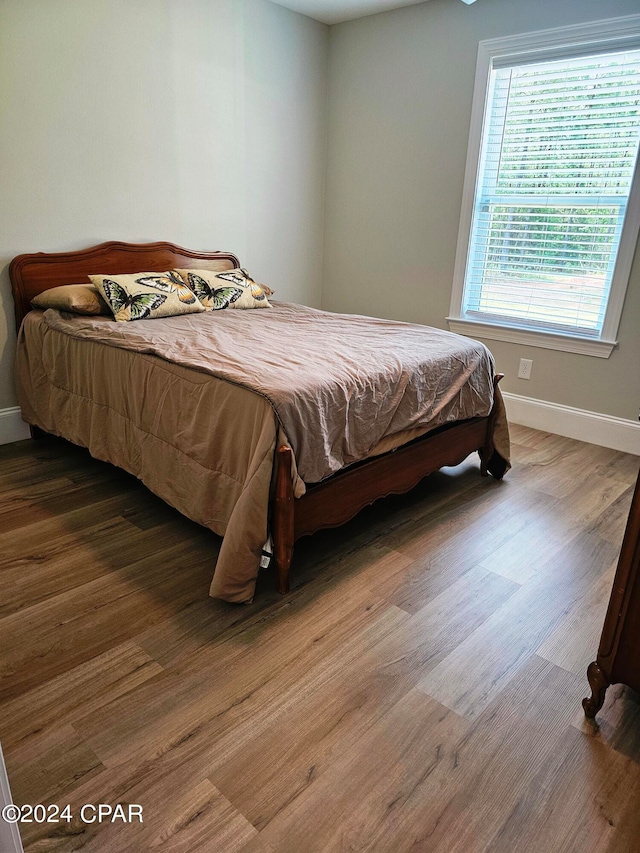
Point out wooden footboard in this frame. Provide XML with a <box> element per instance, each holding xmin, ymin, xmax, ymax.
<box><xmin>272</xmin><ymin>374</ymin><xmax>505</xmax><ymax>593</ymax></box>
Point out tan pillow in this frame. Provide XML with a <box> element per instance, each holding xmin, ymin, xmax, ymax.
<box><xmin>175</xmin><ymin>268</ymin><xmax>272</xmax><ymax>310</ymax></box>
<box><xmin>89</xmin><ymin>271</ymin><xmax>204</xmax><ymax>322</ymax></box>
<box><xmin>32</xmin><ymin>284</ymin><xmax>110</xmax><ymax>316</ymax></box>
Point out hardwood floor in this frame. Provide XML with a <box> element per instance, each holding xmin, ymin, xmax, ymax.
<box><xmin>0</xmin><ymin>426</ymin><xmax>638</xmax><ymax>852</ymax></box>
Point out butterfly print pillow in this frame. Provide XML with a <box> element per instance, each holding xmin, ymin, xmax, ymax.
<box><xmin>89</xmin><ymin>272</ymin><xmax>205</xmax><ymax>322</ymax></box>
<box><xmin>174</xmin><ymin>268</ymin><xmax>273</xmax><ymax>310</ymax></box>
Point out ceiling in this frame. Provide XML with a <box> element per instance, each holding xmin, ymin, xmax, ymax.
<box><xmin>268</xmin><ymin>0</ymin><xmax>435</xmax><ymax>26</ymax></box>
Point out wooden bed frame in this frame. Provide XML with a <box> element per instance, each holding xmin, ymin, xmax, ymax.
<box><xmin>10</xmin><ymin>241</ymin><xmax>506</xmax><ymax>595</ymax></box>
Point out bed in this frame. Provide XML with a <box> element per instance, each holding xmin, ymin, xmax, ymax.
<box><xmin>10</xmin><ymin>241</ymin><xmax>510</xmax><ymax>603</ymax></box>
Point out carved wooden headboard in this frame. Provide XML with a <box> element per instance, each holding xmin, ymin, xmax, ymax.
<box><xmin>9</xmin><ymin>241</ymin><xmax>240</xmax><ymax>330</ymax></box>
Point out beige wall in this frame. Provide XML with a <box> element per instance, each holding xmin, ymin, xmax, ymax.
<box><xmin>2</xmin><ymin>0</ymin><xmax>638</xmax><ymax>422</ymax></box>
<box><xmin>323</xmin><ymin>0</ymin><xmax>640</xmax><ymax>420</ymax></box>
<box><xmin>0</xmin><ymin>0</ymin><xmax>328</xmax><ymax>409</ymax></box>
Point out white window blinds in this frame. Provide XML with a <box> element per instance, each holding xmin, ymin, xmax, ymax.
<box><xmin>462</xmin><ymin>48</ymin><xmax>640</xmax><ymax>337</ymax></box>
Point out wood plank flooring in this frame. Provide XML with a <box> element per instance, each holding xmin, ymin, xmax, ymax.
<box><xmin>0</xmin><ymin>426</ymin><xmax>638</xmax><ymax>852</ymax></box>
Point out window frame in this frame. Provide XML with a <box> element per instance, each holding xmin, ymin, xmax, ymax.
<box><xmin>448</xmin><ymin>14</ymin><xmax>640</xmax><ymax>358</ymax></box>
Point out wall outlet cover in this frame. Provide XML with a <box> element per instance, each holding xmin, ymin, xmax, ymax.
<box><xmin>518</xmin><ymin>358</ymin><xmax>533</xmax><ymax>380</ymax></box>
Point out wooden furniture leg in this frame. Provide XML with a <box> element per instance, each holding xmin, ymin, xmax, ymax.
<box><xmin>273</xmin><ymin>445</ymin><xmax>295</xmax><ymax>594</ymax></box>
<box><xmin>480</xmin><ymin>373</ymin><xmax>504</xmax><ymax>477</ymax></box>
<box><xmin>582</xmin><ymin>661</ymin><xmax>610</xmax><ymax>719</ymax></box>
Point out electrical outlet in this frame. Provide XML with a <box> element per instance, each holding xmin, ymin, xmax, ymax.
<box><xmin>518</xmin><ymin>358</ymin><xmax>533</xmax><ymax>380</ymax></box>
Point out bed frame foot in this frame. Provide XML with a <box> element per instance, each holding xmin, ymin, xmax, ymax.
<box><xmin>582</xmin><ymin>661</ymin><xmax>609</xmax><ymax>719</ymax></box>
<box><xmin>274</xmin><ymin>445</ymin><xmax>295</xmax><ymax>594</ymax></box>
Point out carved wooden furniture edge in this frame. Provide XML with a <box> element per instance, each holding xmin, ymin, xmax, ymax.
<box><xmin>9</xmin><ymin>240</ymin><xmax>240</xmax><ymax>331</ymax></box>
<box><xmin>583</xmin><ymin>661</ymin><xmax>610</xmax><ymax>719</ymax></box>
<box><xmin>597</xmin><ymin>473</ymin><xmax>640</xmax><ymax>663</ymax></box>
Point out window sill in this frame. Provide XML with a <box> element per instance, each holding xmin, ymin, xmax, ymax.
<box><xmin>446</xmin><ymin>317</ymin><xmax>617</xmax><ymax>358</ymax></box>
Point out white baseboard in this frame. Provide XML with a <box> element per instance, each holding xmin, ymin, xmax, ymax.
<box><xmin>2</xmin><ymin>398</ymin><xmax>639</xmax><ymax>456</ymax></box>
<box><xmin>0</xmin><ymin>408</ymin><xmax>30</xmax><ymax>446</ymax></box>
<box><xmin>0</xmin><ymin>744</ymin><xmax>24</xmax><ymax>853</ymax></box>
<box><xmin>502</xmin><ymin>392</ymin><xmax>640</xmax><ymax>456</ymax></box>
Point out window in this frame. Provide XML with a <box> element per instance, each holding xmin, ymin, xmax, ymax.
<box><xmin>449</xmin><ymin>16</ymin><xmax>640</xmax><ymax>357</ymax></box>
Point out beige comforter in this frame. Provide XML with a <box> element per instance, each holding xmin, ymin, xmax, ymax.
<box><xmin>16</xmin><ymin>303</ymin><xmax>509</xmax><ymax>602</ymax></box>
